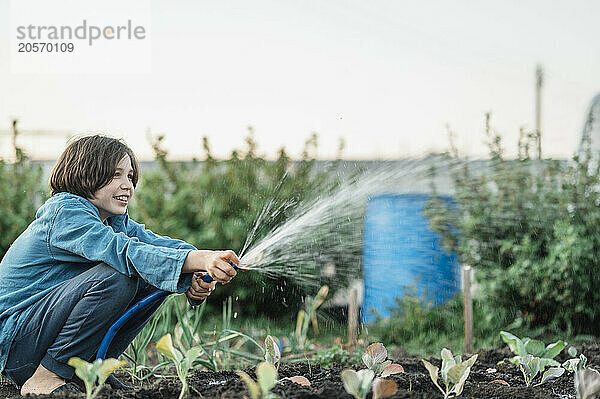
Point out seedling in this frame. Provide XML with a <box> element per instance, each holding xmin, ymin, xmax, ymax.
<box><xmin>295</xmin><ymin>285</ymin><xmax>329</xmax><ymax>348</ymax></box>
<box><xmin>563</xmin><ymin>354</ymin><xmax>588</xmax><ymax>373</ymax></box>
<box><xmin>575</xmin><ymin>367</ymin><xmax>600</xmax><ymax>399</ymax></box>
<box><xmin>264</xmin><ymin>335</ymin><xmax>281</xmax><ymax>370</ymax></box>
<box><xmin>156</xmin><ymin>333</ymin><xmax>202</xmax><ymax>399</ymax></box>
<box><xmin>236</xmin><ymin>361</ymin><xmax>279</xmax><ymax>399</ymax></box>
<box><xmin>514</xmin><ymin>354</ymin><xmax>564</xmax><ymax>387</ymax></box>
<box><xmin>421</xmin><ymin>348</ymin><xmax>478</xmax><ymax>399</ymax></box>
<box><xmin>500</xmin><ymin>331</ymin><xmax>567</xmax><ymax>368</ymax></box>
<box><xmin>67</xmin><ymin>357</ymin><xmax>126</xmax><ymax>399</ymax></box>
<box><xmin>340</xmin><ymin>369</ymin><xmax>397</xmax><ymax>399</ymax></box>
<box><xmin>263</xmin><ymin>335</ymin><xmax>311</xmax><ymax>387</ymax></box>
<box><xmin>340</xmin><ymin>369</ymin><xmax>375</xmax><ymax>399</ymax></box>
<box><xmin>362</xmin><ymin>342</ymin><xmax>404</xmax><ymax>377</ymax></box>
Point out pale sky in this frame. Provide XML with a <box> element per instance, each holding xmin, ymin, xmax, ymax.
<box><xmin>1</xmin><ymin>0</ymin><xmax>599</xmax><ymax>160</ymax></box>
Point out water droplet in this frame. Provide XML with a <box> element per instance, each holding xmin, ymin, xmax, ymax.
<box><xmin>233</xmin><ymin>312</ymin><xmax>238</xmax><ymax>318</ymax></box>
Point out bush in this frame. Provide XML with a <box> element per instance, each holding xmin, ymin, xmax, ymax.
<box><xmin>129</xmin><ymin>129</ymin><xmax>336</xmax><ymax>316</ymax></box>
<box><xmin>425</xmin><ymin>113</ymin><xmax>600</xmax><ymax>334</ymax></box>
<box><xmin>0</xmin><ymin>125</ymin><xmax>47</xmax><ymax>258</ymax></box>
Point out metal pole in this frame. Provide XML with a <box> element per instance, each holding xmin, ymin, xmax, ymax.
<box><xmin>535</xmin><ymin>64</ymin><xmax>544</xmax><ymax>159</ymax></box>
<box><xmin>463</xmin><ymin>265</ymin><xmax>473</xmax><ymax>353</ymax></box>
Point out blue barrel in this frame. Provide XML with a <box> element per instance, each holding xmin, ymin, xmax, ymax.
<box><xmin>361</xmin><ymin>193</ymin><xmax>460</xmax><ymax>323</ymax></box>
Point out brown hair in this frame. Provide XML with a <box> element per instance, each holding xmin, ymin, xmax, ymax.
<box><xmin>49</xmin><ymin>135</ymin><xmax>140</xmax><ymax>198</ymax></box>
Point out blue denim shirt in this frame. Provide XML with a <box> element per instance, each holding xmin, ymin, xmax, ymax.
<box><xmin>0</xmin><ymin>192</ymin><xmax>201</xmax><ymax>373</ymax></box>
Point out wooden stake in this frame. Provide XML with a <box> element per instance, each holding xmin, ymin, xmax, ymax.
<box><xmin>463</xmin><ymin>265</ymin><xmax>473</xmax><ymax>354</ymax></box>
<box><xmin>348</xmin><ymin>288</ymin><xmax>358</xmax><ymax>349</ymax></box>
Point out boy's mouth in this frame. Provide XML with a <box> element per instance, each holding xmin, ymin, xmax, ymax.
<box><xmin>114</xmin><ymin>195</ymin><xmax>129</xmax><ymax>205</ymax></box>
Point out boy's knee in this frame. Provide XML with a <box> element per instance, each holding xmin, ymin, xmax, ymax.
<box><xmin>92</xmin><ymin>263</ymin><xmax>138</xmax><ymax>301</ymax></box>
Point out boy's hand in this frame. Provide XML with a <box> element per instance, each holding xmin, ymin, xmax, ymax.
<box><xmin>182</xmin><ymin>249</ymin><xmax>239</xmax><ymax>284</ymax></box>
<box><xmin>187</xmin><ymin>274</ymin><xmax>217</xmax><ymax>301</ymax></box>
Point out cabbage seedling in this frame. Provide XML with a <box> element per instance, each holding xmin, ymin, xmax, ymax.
<box><xmin>264</xmin><ymin>335</ymin><xmax>281</xmax><ymax>371</ymax></box>
<box><xmin>421</xmin><ymin>348</ymin><xmax>478</xmax><ymax>399</ymax></box>
<box><xmin>236</xmin><ymin>362</ymin><xmax>279</xmax><ymax>399</ymax></box>
<box><xmin>362</xmin><ymin>343</ymin><xmax>404</xmax><ymax>377</ymax></box>
<box><xmin>156</xmin><ymin>333</ymin><xmax>202</xmax><ymax>399</ymax></box>
<box><xmin>500</xmin><ymin>331</ymin><xmax>567</xmax><ymax>368</ymax></box>
<box><xmin>341</xmin><ymin>369</ymin><xmax>397</xmax><ymax>399</ymax></box>
<box><xmin>67</xmin><ymin>357</ymin><xmax>126</xmax><ymax>399</ymax></box>
<box><xmin>563</xmin><ymin>354</ymin><xmax>588</xmax><ymax>373</ymax></box>
<box><xmin>514</xmin><ymin>354</ymin><xmax>564</xmax><ymax>387</ymax></box>
<box><xmin>341</xmin><ymin>369</ymin><xmax>375</xmax><ymax>399</ymax></box>
<box><xmin>575</xmin><ymin>367</ymin><xmax>600</xmax><ymax>399</ymax></box>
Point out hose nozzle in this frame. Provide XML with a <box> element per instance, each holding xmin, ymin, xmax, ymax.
<box><xmin>195</xmin><ymin>262</ymin><xmax>244</xmax><ymax>283</ymax></box>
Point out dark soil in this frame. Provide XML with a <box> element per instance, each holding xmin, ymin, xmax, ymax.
<box><xmin>3</xmin><ymin>343</ymin><xmax>598</xmax><ymax>398</ymax></box>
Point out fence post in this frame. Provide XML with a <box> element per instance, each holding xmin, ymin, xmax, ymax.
<box><xmin>348</xmin><ymin>288</ymin><xmax>358</xmax><ymax>349</ymax></box>
<box><xmin>463</xmin><ymin>265</ymin><xmax>473</xmax><ymax>353</ymax></box>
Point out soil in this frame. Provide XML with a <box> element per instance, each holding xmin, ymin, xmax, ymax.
<box><xmin>3</xmin><ymin>343</ymin><xmax>598</xmax><ymax>398</ymax></box>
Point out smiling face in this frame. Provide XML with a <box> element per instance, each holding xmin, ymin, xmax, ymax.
<box><xmin>89</xmin><ymin>154</ymin><xmax>135</xmax><ymax>222</ymax></box>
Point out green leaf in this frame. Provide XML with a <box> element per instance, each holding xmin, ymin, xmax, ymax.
<box><xmin>524</xmin><ymin>339</ymin><xmax>546</xmax><ymax>357</ymax></box>
<box><xmin>562</xmin><ymin>358</ymin><xmax>580</xmax><ymax>372</ymax></box>
<box><xmin>341</xmin><ymin>369</ymin><xmax>361</xmax><ymax>399</ymax></box>
<box><xmin>156</xmin><ymin>334</ymin><xmax>183</xmax><ymax>363</ymax></box>
<box><xmin>183</xmin><ymin>346</ymin><xmax>203</xmax><ymax>373</ymax></box>
<box><xmin>542</xmin><ymin>340</ymin><xmax>567</xmax><ymax>360</ymax></box>
<box><xmin>421</xmin><ymin>359</ymin><xmax>445</xmax><ymax>396</ymax></box>
<box><xmin>440</xmin><ymin>348</ymin><xmax>457</xmax><ymax>385</ymax></box>
<box><xmin>539</xmin><ymin>367</ymin><xmax>564</xmax><ymax>385</ymax></box>
<box><xmin>357</xmin><ymin>369</ymin><xmax>375</xmax><ymax>397</ymax></box>
<box><xmin>568</xmin><ymin>346</ymin><xmax>577</xmax><ymax>357</ymax></box>
<box><xmin>236</xmin><ymin>371</ymin><xmax>260</xmax><ymax>399</ymax></box>
<box><xmin>96</xmin><ymin>358</ymin><xmax>127</xmax><ymax>386</ymax></box>
<box><xmin>68</xmin><ymin>357</ymin><xmax>96</xmax><ymax>394</ymax></box>
<box><xmin>500</xmin><ymin>331</ymin><xmax>521</xmax><ymax>354</ymax></box>
<box><xmin>256</xmin><ymin>362</ymin><xmax>278</xmax><ymax>396</ymax></box>
<box><xmin>264</xmin><ymin>335</ymin><xmax>281</xmax><ymax>369</ymax></box>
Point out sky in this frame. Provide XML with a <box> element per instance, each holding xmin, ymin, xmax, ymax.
<box><xmin>0</xmin><ymin>0</ymin><xmax>599</xmax><ymax>161</ymax></box>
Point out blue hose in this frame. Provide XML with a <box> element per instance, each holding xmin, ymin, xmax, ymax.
<box><xmin>96</xmin><ymin>263</ymin><xmax>239</xmax><ymax>360</ymax></box>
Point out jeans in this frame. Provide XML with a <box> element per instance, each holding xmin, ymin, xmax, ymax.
<box><xmin>3</xmin><ymin>263</ymin><xmax>166</xmax><ymax>387</ymax></box>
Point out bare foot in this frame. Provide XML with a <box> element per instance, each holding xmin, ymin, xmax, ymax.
<box><xmin>20</xmin><ymin>364</ymin><xmax>65</xmax><ymax>396</ymax></box>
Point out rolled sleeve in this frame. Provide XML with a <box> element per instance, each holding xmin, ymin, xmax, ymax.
<box><xmin>49</xmin><ymin>203</ymin><xmax>192</xmax><ymax>293</ymax></box>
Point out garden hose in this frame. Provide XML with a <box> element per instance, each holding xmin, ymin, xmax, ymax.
<box><xmin>96</xmin><ymin>262</ymin><xmax>241</xmax><ymax>360</ymax></box>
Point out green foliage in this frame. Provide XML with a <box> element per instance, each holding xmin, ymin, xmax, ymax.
<box><xmin>313</xmin><ymin>344</ymin><xmax>364</xmax><ymax>368</ymax></box>
<box><xmin>563</xmin><ymin>354</ymin><xmax>587</xmax><ymax>373</ymax></box>
<box><xmin>361</xmin><ymin>343</ymin><xmax>404</xmax><ymax>377</ymax></box>
<box><xmin>0</xmin><ymin>128</ymin><xmax>46</xmax><ymax>259</ymax></box>
<box><xmin>371</xmin><ymin>290</ymin><xmax>518</xmax><ymax>356</ymax></box>
<box><xmin>421</xmin><ymin>348</ymin><xmax>477</xmax><ymax>399</ymax></box>
<box><xmin>340</xmin><ymin>369</ymin><xmax>375</xmax><ymax>399</ymax></box>
<box><xmin>67</xmin><ymin>357</ymin><xmax>126</xmax><ymax>399</ymax></box>
<box><xmin>264</xmin><ymin>335</ymin><xmax>281</xmax><ymax>370</ymax></box>
<box><xmin>294</xmin><ymin>285</ymin><xmax>329</xmax><ymax>349</ymax></box>
<box><xmin>425</xmin><ymin>113</ymin><xmax>600</xmax><ymax>333</ymax></box>
<box><xmin>236</xmin><ymin>362</ymin><xmax>279</xmax><ymax>399</ymax></box>
<box><xmin>500</xmin><ymin>330</ymin><xmax>567</xmax><ymax>368</ymax></box>
<box><xmin>129</xmin><ymin>130</ymin><xmax>333</xmax><ymax>316</ymax></box>
<box><xmin>156</xmin><ymin>333</ymin><xmax>202</xmax><ymax>399</ymax></box>
<box><xmin>512</xmin><ymin>354</ymin><xmax>564</xmax><ymax>387</ymax></box>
